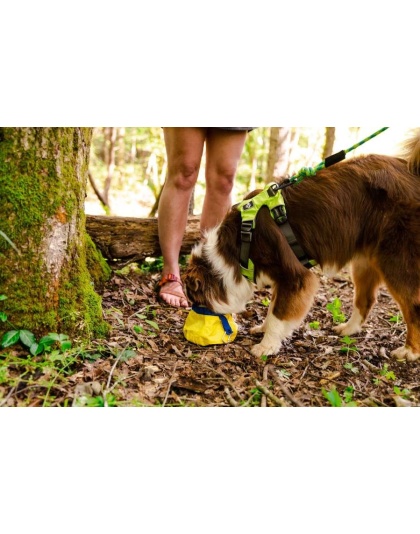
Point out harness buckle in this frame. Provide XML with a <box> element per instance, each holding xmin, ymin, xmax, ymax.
<box><xmin>267</xmin><ymin>183</ymin><xmax>280</xmax><ymax>197</ymax></box>
<box><xmin>271</xmin><ymin>205</ymin><xmax>287</xmax><ymax>224</ymax></box>
<box><xmin>241</xmin><ymin>219</ymin><xmax>253</xmax><ymax>242</ymax></box>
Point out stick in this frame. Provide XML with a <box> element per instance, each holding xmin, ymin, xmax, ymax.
<box><xmin>255</xmin><ymin>380</ymin><xmax>287</xmax><ymax>407</ymax></box>
<box><xmin>162</xmin><ymin>361</ymin><xmax>178</xmax><ymax>408</ymax></box>
<box><xmin>267</xmin><ymin>365</ymin><xmax>305</xmax><ymax>407</ymax></box>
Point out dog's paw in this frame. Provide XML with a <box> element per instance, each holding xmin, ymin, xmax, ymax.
<box><xmin>333</xmin><ymin>322</ymin><xmax>361</xmax><ymax>336</ymax></box>
<box><xmin>391</xmin><ymin>345</ymin><xmax>420</xmax><ymax>362</ymax></box>
<box><xmin>250</xmin><ymin>324</ymin><xmax>265</xmax><ymax>335</ymax></box>
<box><xmin>251</xmin><ymin>342</ymin><xmax>280</xmax><ymax>358</ymax></box>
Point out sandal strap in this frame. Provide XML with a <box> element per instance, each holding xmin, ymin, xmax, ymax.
<box><xmin>158</xmin><ymin>273</ymin><xmax>182</xmax><ymax>287</ymax></box>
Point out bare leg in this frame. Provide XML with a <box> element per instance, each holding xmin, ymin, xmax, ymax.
<box><xmin>158</xmin><ymin>128</ymin><xmax>206</xmax><ymax>307</ymax></box>
<box><xmin>200</xmin><ymin>128</ymin><xmax>247</xmax><ymax>231</ymax></box>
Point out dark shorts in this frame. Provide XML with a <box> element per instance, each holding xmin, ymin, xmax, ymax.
<box><xmin>216</xmin><ymin>127</ymin><xmax>256</xmax><ymax>132</ymax></box>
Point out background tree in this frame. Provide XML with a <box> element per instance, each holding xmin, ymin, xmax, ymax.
<box><xmin>323</xmin><ymin>127</ymin><xmax>336</xmax><ymax>159</ymax></box>
<box><xmin>0</xmin><ymin>127</ymin><xmax>109</xmax><ymax>340</ymax></box>
<box><xmin>266</xmin><ymin>127</ymin><xmax>292</xmax><ymax>182</ymax></box>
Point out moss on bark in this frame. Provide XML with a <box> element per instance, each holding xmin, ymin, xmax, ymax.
<box><xmin>0</xmin><ymin>127</ymin><xmax>109</xmax><ymax>340</ymax></box>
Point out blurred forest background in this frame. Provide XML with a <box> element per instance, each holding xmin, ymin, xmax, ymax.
<box><xmin>86</xmin><ymin>126</ymin><xmax>416</xmax><ymax>218</ymax></box>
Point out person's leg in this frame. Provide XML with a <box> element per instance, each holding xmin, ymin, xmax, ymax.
<box><xmin>158</xmin><ymin>127</ymin><xmax>206</xmax><ymax>307</ymax></box>
<box><xmin>201</xmin><ymin>129</ymin><xmax>248</xmax><ymax>231</ymax></box>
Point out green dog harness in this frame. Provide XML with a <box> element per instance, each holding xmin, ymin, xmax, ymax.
<box><xmin>236</xmin><ymin>182</ymin><xmax>314</xmax><ymax>281</ymax></box>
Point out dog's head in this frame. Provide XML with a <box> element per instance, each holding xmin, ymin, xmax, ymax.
<box><xmin>183</xmin><ymin>208</ymin><xmax>254</xmax><ymax>314</ymax></box>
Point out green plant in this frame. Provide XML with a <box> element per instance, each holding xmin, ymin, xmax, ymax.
<box><xmin>322</xmin><ymin>386</ymin><xmax>357</xmax><ymax>407</ymax></box>
<box><xmin>246</xmin><ymin>387</ymin><xmax>263</xmax><ymax>406</ymax></box>
<box><xmin>388</xmin><ymin>313</ymin><xmax>401</xmax><ymax>325</ymax></box>
<box><xmin>326</xmin><ymin>298</ymin><xmax>346</xmax><ymax>324</ymax></box>
<box><xmin>309</xmin><ymin>320</ymin><xmax>320</xmax><ymax>330</ymax></box>
<box><xmin>373</xmin><ymin>363</ymin><xmax>397</xmax><ymax>385</ymax></box>
<box><xmin>343</xmin><ymin>361</ymin><xmax>359</xmax><ymax>374</ymax></box>
<box><xmin>1</xmin><ymin>329</ymin><xmax>72</xmax><ymax>356</ymax></box>
<box><xmin>0</xmin><ymin>294</ymin><xmax>8</xmax><ymax>322</ymax></box>
<box><xmin>379</xmin><ymin>363</ymin><xmax>396</xmax><ymax>381</ymax></box>
<box><xmin>339</xmin><ymin>335</ymin><xmax>359</xmax><ymax>355</ymax></box>
<box><xmin>393</xmin><ymin>386</ymin><xmax>411</xmax><ymax>399</ymax></box>
<box><xmin>133</xmin><ymin>311</ymin><xmax>159</xmax><ymax>336</ymax></box>
<box><xmin>261</xmin><ymin>297</ymin><xmax>270</xmax><ymax>307</ymax></box>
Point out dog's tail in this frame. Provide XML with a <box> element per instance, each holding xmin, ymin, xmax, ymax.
<box><xmin>400</xmin><ymin>128</ymin><xmax>420</xmax><ymax>175</ymax></box>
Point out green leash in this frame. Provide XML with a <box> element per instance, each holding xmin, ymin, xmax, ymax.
<box><xmin>288</xmin><ymin>126</ymin><xmax>389</xmax><ymax>185</ymax></box>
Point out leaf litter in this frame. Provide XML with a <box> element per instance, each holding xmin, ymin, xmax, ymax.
<box><xmin>2</xmin><ymin>264</ymin><xmax>420</xmax><ymax>407</ymax></box>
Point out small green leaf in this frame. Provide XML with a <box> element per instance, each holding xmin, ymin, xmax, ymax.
<box><xmin>0</xmin><ymin>295</ymin><xmax>7</xmax><ymax>301</ymax></box>
<box><xmin>1</xmin><ymin>330</ymin><xmax>20</xmax><ymax>348</ymax></box>
<box><xmin>322</xmin><ymin>388</ymin><xmax>342</xmax><ymax>407</ymax></box>
<box><xmin>39</xmin><ymin>334</ymin><xmax>58</xmax><ymax>347</ymax></box>
<box><xmin>19</xmin><ymin>330</ymin><xmax>36</xmax><ymax>348</ymax></box>
<box><xmin>133</xmin><ymin>325</ymin><xmax>144</xmax><ymax>334</ymax></box>
<box><xmin>46</xmin><ymin>333</ymin><xmax>60</xmax><ymax>341</ymax></box>
<box><xmin>145</xmin><ymin>319</ymin><xmax>159</xmax><ymax>331</ymax></box>
<box><xmin>0</xmin><ymin>312</ymin><xmax>7</xmax><ymax>322</ymax></box>
<box><xmin>30</xmin><ymin>342</ymin><xmax>44</xmax><ymax>356</ymax></box>
<box><xmin>344</xmin><ymin>386</ymin><xmax>354</xmax><ymax>403</ymax></box>
<box><xmin>60</xmin><ymin>340</ymin><xmax>72</xmax><ymax>351</ymax></box>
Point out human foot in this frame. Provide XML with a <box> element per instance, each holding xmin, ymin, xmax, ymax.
<box><xmin>158</xmin><ymin>274</ymin><xmax>189</xmax><ymax>308</ymax></box>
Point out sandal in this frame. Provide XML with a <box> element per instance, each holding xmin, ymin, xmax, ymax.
<box><xmin>157</xmin><ymin>273</ymin><xmax>189</xmax><ymax>308</ymax></box>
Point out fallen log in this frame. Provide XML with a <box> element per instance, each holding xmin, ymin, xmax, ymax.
<box><xmin>85</xmin><ymin>214</ymin><xmax>201</xmax><ymax>267</ymax></box>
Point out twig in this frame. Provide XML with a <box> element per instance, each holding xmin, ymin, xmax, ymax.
<box><xmin>0</xmin><ymin>385</ymin><xmax>17</xmax><ymax>407</ymax></box>
<box><xmin>255</xmin><ymin>380</ymin><xmax>287</xmax><ymax>407</ymax></box>
<box><xmin>162</xmin><ymin>361</ymin><xmax>178</xmax><ymax>408</ymax></box>
<box><xmin>103</xmin><ymin>344</ymin><xmax>131</xmax><ymax>406</ymax></box>
<box><xmin>261</xmin><ymin>365</ymin><xmax>269</xmax><ymax>407</ymax></box>
<box><xmin>224</xmin><ymin>387</ymin><xmax>239</xmax><ymax>407</ymax></box>
<box><xmin>267</xmin><ymin>365</ymin><xmax>305</xmax><ymax>407</ymax></box>
<box><xmin>203</xmin><ymin>364</ymin><xmax>245</xmax><ymax>401</ymax></box>
<box><xmin>362</xmin><ymin>359</ymin><xmax>380</xmax><ymax>371</ymax></box>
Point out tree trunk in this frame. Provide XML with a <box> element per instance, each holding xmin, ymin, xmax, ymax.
<box><xmin>266</xmin><ymin>127</ymin><xmax>291</xmax><ymax>183</ymax></box>
<box><xmin>103</xmin><ymin>127</ymin><xmax>117</xmax><ymax>206</ymax></box>
<box><xmin>323</xmin><ymin>127</ymin><xmax>336</xmax><ymax>159</ymax></box>
<box><xmin>0</xmin><ymin>127</ymin><xmax>108</xmax><ymax>339</ymax></box>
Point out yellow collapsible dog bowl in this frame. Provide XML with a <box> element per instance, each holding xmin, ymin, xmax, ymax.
<box><xmin>183</xmin><ymin>305</ymin><xmax>238</xmax><ymax>346</ymax></box>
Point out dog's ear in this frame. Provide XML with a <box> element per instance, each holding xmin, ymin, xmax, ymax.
<box><xmin>183</xmin><ymin>266</ymin><xmax>203</xmax><ymax>293</ymax></box>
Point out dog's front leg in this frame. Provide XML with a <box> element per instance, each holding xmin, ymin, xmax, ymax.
<box><xmin>251</xmin><ymin>314</ymin><xmax>301</xmax><ymax>357</ymax></box>
<box><xmin>250</xmin><ymin>271</ymin><xmax>318</xmax><ymax>357</ymax></box>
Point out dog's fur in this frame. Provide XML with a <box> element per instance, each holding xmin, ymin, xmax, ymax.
<box><xmin>183</xmin><ymin>131</ymin><xmax>420</xmax><ymax>361</ymax></box>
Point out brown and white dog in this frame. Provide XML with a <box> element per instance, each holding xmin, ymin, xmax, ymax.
<box><xmin>183</xmin><ymin>132</ymin><xmax>420</xmax><ymax>361</ymax></box>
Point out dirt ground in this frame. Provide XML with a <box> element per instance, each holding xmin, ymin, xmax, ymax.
<box><xmin>2</xmin><ymin>262</ymin><xmax>420</xmax><ymax>407</ymax></box>
<box><xmin>74</xmin><ymin>263</ymin><xmax>420</xmax><ymax>407</ymax></box>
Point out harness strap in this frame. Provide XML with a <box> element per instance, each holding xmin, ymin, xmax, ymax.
<box><xmin>278</xmin><ymin>220</ymin><xmax>314</xmax><ymax>269</ymax></box>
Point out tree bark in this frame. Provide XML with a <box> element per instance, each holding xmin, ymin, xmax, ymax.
<box><xmin>323</xmin><ymin>127</ymin><xmax>336</xmax><ymax>159</ymax></box>
<box><xmin>266</xmin><ymin>127</ymin><xmax>291</xmax><ymax>183</ymax></box>
<box><xmin>0</xmin><ymin>127</ymin><xmax>108</xmax><ymax>339</ymax></box>
<box><xmin>86</xmin><ymin>214</ymin><xmax>201</xmax><ymax>267</ymax></box>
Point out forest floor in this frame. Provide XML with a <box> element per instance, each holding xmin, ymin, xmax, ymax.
<box><xmin>2</xmin><ymin>262</ymin><xmax>420</xmax><ymax>408</ymax></box>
